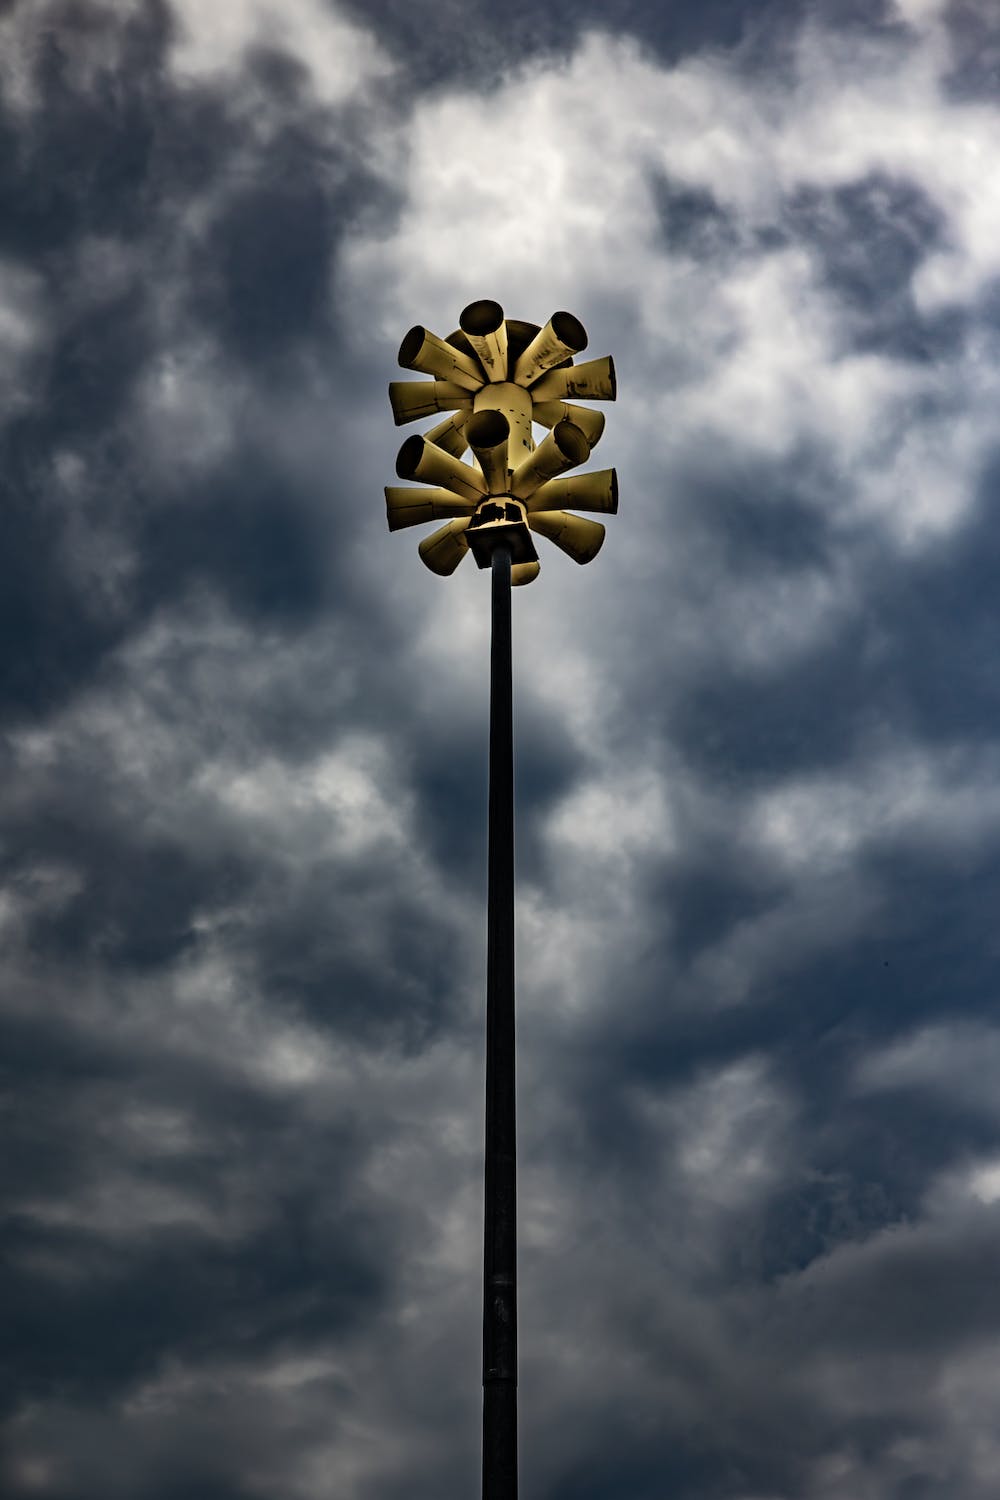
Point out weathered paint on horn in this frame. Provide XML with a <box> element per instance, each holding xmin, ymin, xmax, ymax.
<box><xmin>529</xmin><ymin>356</ymin><xmax>616</xmax><ymax>403</ymax></box>
<box><xmin>465</xmin><ymin>409</ymin><xmax>510</xmax><ymax>494</ymax></box>
<box><xmin>460</xmin><ymin>299</ymin><xmax>508</xmax><ymax>383</ymax></box>
<box><xmin>446</xmin><ymin>327</ymin><xmax>480</xmax><ymax>362</ymax></box>
<box><xmin>385</xmin><ymin>486</ymin><xmax>476</xmax><ymax>532</ymax></box>
<box><xmin>474</xmin><ymin>381</ymin><xmax>533</xmax><ymax>467</ymax></box>
<box><xmin>528</xmin><ymin>510</ymin><xmax>606</xmax><ymax>564</ymax></box>
<box><xmin>509</xmin><ymin>419</ymin><xmax>590</xmax><ymax>501</ymax></box>
<box><xmin>418</xmin><ymin>518</ymin><xmax>470</xmax><ymax>576</ymax></box>
<box><xmin>398</xmin><ymin>326</ymin><xmax>485</xmax><ymax>392</ymax></box>
<box><xmin>396</xmin><ymin>434</ymin><xmax>487</xmax><ymax>502</ymax></box>
<box><xmin>512</xmin><ymin>311</ymin><xmax>587</xmax><ymax>387</ymax></box>
<box><xmin>532</xmin><ymin>399</ymin><xmax>605</xmax><ymax>448</ymax></box>
<box><xmin>525</xmin><ymin>467</ymin><xmax>618</xmax><ymax>515</ymax></box>
<box><xmin>511</xmin><ymin>560</ymin><xmax>540</xmax><ymax>587</ymax></box>
<box><xmin>426</xmin><ymin>410</ymin><xmax>469</xmax><ymax>458</ymax></box>
<box><xmin>389</xmin><ymin>380</ymin><xmax>473</xmax><ymax>424</ymax></box>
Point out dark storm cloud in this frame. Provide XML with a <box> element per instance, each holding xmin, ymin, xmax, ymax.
<box><xmin>0</xmin><ymin>3</ymin><xmax>171</xmax><ymax>255</ymax></box>
<box><xmin>0</xmin><ymin>461</ymin><xmax>123</xmax><ymax>716</ymax></box>
<box><xmin>195</xmin><ymin>178</ymin><xmax>334</xmax><ymax>359</ymax></box>
<box><xmin>330</xmin><ymin>0</ymin><xmax>750</xmax><ymax>89</ymax></box>
<box><xmin>5</xmin><ymin>0</ymin><xmax>1000</xmax><ymax>1496</ymax></box>
<box><xmin>611</xmin><ymin>837</ymin><xmax>1000</xmax><ymax>1178</ymax></box>
<box><xmin>1</xmin><ymin>997</ymin><xmax>388</xmax><ymax>1412</ymax></box>
<box><xmin>784</xmin><ymin>174</ymin><xmax>967</xmax><ymax>362</ymax></box>
<box><xmin>5</xmin><ymin>1170</ymin><xmax>385</xmax><ymax>1404</ymax></box>
<box><xmin>878</xmin><ymin>457</ymin><xmax>1000</xmax><ymax>741</ymax></box>
<box><xmin>942</xmin><ymin>0</ymin><xmax>1000</xmax><ymax>99</ymax></box>
<box><xmin>572</xmin><ymin>621</ymin><xmax>1000</xmax><ymax>1244</ymax></box>
<box><xmin>650</xmin><ymin>167</ymin><xmax>968</xmax><ymax>368</ymax></box>
<box><xmin>0</xmin><ymin>9</ymin><xmax>480</xmax><ymax>1490</ymax></box>
<box><xmin>652</xmin><ymin>177</ymin><xmax>743</xmax><ymax>261</ymax></box>
<box><xmin>138</xmin><ymin>447</ymin><xmax>333</xmax><ymax>622</ymax></box>
<box><xmin>0</xmin><ymin>0</ymin><xmax>395</xmax><ymax>725</ymax></box>
<box><xmin>671</xmin><ymin>627</ymin><xmax>866</xmax><ymax>778</ymax></box>
<box><xmin>525</xmin><ymin>341</ymin><xmax>1000</xmax><ymax>1483</ymax></box>
<box><xmin>247</xmin><ymin>849</ymin><xmax>471</xmax><ymax>1047</ymax></box>
<box><xmin>664</xmin><ymin>438</ymin><xmax>1000</xmax><ymax>784</ymax></box>
<box><xmin>336</xmin><ymin>0</ymin><xmax>905</xmax><ymax>92</ymax></box>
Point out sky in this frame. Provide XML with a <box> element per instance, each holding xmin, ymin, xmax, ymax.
<box><xmin>3</xmin><ymin>0</ymin><xmax>1000</xmax><ymax>1496</ymax></box>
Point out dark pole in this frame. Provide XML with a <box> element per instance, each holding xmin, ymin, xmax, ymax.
<box><xmin>483</xmin><ymin>542</ymin><xmax>517</xmax><ymax>1500</ymax></box>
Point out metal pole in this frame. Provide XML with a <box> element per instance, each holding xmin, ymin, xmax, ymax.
<box><xmin>483</xmin><ymin>542</ymin><xmax>517</xmax><ymax>1500</ymax></box>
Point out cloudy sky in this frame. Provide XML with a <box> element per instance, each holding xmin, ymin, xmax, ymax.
<box><xmin>5</xmin><ymin>0</ymin><xmax>1000</xmax><ymax>1496</ymax></box>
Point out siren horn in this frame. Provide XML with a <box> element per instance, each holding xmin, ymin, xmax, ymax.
<box><xmin>398</xmin><ymin>326</ymin><xmax>485</xmax><ymax>392</ymax></box>
<box><xmin>465</xmin><ymin>409</ymin><xmax>511</xmax><ymax>494</ymax></box>
<box><xmin>389</xmin><ymin>380</ymin><xmax>474</xmax><ymax>425</ymax></box>
<box><xmin>460</xmin><ymin>300</ymin><xmax>508</xmax><ymax>383</ymax></box>
<box><xmin>532</xmin><ymin>399</ymin><xmax>605</xmax><ymax>448</ymax></box>
<box><xmin>529</xmin><ymin>356</ymin><xmax>616</xmax><ymax>403</ymax></box>
<box><xmin>526</xmin><ymin>467</ymin><xmax>618</xmax><ymax>515</ymax></box>
<box><xmin>396</xmin><ymin>434</ymin><xmax>487</xmax><ymax>502</ymax></box>
<box><xmin>426</xmin><ymin>411</ymin><xmax>469</xmax><ymax>458</ymax></box>
<box><xmin>528</xmin><ymin>510</ymin><xmax>606</xmax><ymax>565</ymax></box>
<box><xmin>385</xmin><ymin>487</ymin><xmax>477</xmax><ymax>532</ymax></box>
<box><xmin>418</xmin><ymin>518</ymin><xmax>471</xmax><ymax>576</ymax></box>
<box><xmin>510</xmin><ymin>419</ymin><xmax>590</xmax><ymax>501</ymax></box>
<box><xmin>513</xmin><ymin>311</ymin><xmax>588</xmax><ymax>387</ymax></box>
<box><xmin>511</xmin><ymin>561</ymin><xmax>540</xmax><ymax>587</ymax></box>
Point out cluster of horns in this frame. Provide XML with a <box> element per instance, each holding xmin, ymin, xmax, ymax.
<box><xmin>386</xmin><ymin>300</ymin><xmax>616</xmax><ymax>586</ymax></box>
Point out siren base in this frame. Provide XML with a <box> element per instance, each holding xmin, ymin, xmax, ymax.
<box><xmin>467</xmin><ymin>499</ymin><xmax>538</xmax><ymax>569</ymax></box>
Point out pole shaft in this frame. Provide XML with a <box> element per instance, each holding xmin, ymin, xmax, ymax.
<box><xmin>483</xmin><ymin>543</ymin><xmax>517</xmax><ymax>1500</ymax></box>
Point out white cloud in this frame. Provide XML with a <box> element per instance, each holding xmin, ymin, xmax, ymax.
<box><xmin>0</xmin><ymin>258</ymin><xmax>46</xmax><ymax>409</ymax></box>
<box><xmin>856</xmin><ymin>1022</ymin><xmax>1000</xmax><ymax>1115</ymax></box>
<box><xmin>13</xmin><ymin>1175</ymin><xmax>253</xmax><ymax>1244</ymax></box>
<box><xmin>198</xmin><ymin>734</ymin><xmax>412</xmax><ymax>862</ymax></box>
<box><xmin>750</xmin><ymin>743</ymin><xmax>1000</xmax><ymax>874</ymax></box>
<box><xmin>668</xmin><ymin>1055</ymin><xmax>794</xmax><ymax>1213</ymax></box>
<box><xmin>547</xmin><ymin>766</ymin><xmax>674</xmax><ymax>863</ymax></box>
<box><xmin>346</xmin><ymin>17</ymin><xmax>1000</xmax><ymax>563</ymax></box>
<box><xmin>968</xmin><ymin>1163</ymin><xmax>1000</xmax><ymax>1205</ymax></box>
<box><xmin>168</xmin><ymin>0</ymin><xmax>392</xmax><ymax>106</ymax></box>
<box><xmin>893</xmin><ymin>0</ymin><xmax>950</xmax><ymax>29</ymax></box>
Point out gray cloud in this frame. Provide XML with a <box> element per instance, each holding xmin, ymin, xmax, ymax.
<box><xmin>4</xmin><ymin>0</ymin><xmax>1000</xmax><ymax>1497</ymax></box>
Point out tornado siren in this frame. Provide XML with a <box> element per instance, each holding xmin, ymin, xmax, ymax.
<box><xmin>385</xmin><ymin>302</ymin><xmax>617</xmax><ymax>584</ymax></box>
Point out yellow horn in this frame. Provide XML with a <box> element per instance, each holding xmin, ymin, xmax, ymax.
<box><xmin>465</xmin><ymin>409</ymin><xmax>510</xmax><ymax>494</ymax></box>
<box><xmin>528</xmin><ymin>510</ymin><xmax>606</xmax><ymax>565</ymax></box>
<box><xmin>511</xmin><ymin>561</ymin><xmax>540</xmax><ymax>587</ymax></box>
<box><xmin>398</xmin><ymin>326</ymin><xmax>485</xmax><ymax>392</ymax></box>
<box><xmin>418</xmin><ymin>518</ymin><xmax>471</xmax><ymax>575</ymax></box>
<box><xmin>389</xmin><ymin>380</ymin><xmax>474</xmax><ymax>425</ymax></box>
<box><xmin>526</xmin><ymin>467</ymin><xmax>618</xmax><ymax>515</ymax></box>
<box><xmin>474</xmin><ymin>381</ymin><xmax>533</xmax><ymax>466</ymax></box>
<box><xmin>529</xmin><ymin>356</ymin><xmax>616</xmax><ymax>403</ymax></box>
<box><xmin>425</xmin><ymin>410</ymin><xmax>469</xmax><ymax>458</ymax></box>
<box><xmin>510</xmin><ymin>419</ymin><xmax>590</xmax><ymax>501</ymax></box>
<box><xmin>532</xmin><ymin>399</ymin><xmax>605</xmax><ymax>449</ymax></box>
<box><xmin>385</xmin><ymin>486</ymin><xmax>476</xmax><ymax>532</ymax></box>
<box><xmin>460</xmin><ymin>299</ymin><xmax>508</xmax><ymax>383</ymax></box>
<box><xmin>512</xmin><ymin>311</ymin><xmax>588</xmax><ymax>387</ymax></box>
<box><xmin>396</xmin><ymin>434</ymin><xmax>487</xmax><ymax>502</ymax></box>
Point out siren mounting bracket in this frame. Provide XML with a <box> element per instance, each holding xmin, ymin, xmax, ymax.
<box><xmin>466</xmin><ymin>499</ymin><xmax>538</xmax><ymax>569</ymax></box>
